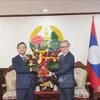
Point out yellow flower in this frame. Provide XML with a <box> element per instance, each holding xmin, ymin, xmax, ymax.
<box><xmin>45</xmin><ymin>49</ymin><xmax>48</xmax><ymax>52</ymax></box>
<box><xmin>41</xmin><ymin>81</ymin><xmax>49</xmax><ymax>87</ymax></box>
<box><xmin>31</xmin><ymin>52</ymin><xmax>34</xmax><ymax>56</ymax></box>
<box><xmin>39</xmin><ymin>50</ymin><xmax>45</xmax><ymax>55</ymax></box>
<box><xmin>39</xmin><ymin>54</ymin><xmax>42</xmax><ymax>57</ymax></box>
<box><xmin>32</xmin><ymin>56</ymin><xmax>35</xmax><ymax>59</ymax></box>
<box><xmin>32</xmin><ymin>55</ymin><xmax>35</xmax><ymax>59</ymax></box>
<box><xmin>38</xmin><ymin>59</ymin><xmax>41</xmax><ymax>64</ymax></box>
<box><xmin>53</xmin><ymin>57</ymin><xmax>56</xmax><ymax>62</ymax></box>
<box><xmin>34</xmin><ymin>49</ymin><xmax>39</xmax><ymax>53</ymax></box>
<box><xmin>29</xmin><ymin>62</ymin><xmax>33</xmax><ymax>66</ymax></box>
<box><xmin>26</xmin><ymin>57</ymin><xmax>29</xmax><ymax>59</ymax></box>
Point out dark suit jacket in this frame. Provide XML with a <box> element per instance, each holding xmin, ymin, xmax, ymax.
<box><xmin>55</xmin><ymin>51</ymin><xmax>77</xmax><ymax>88</ymax></box>
<box><xmin>12</xmin><ymin>55</ymin><xmax>37</xmax><ymax>89</ymax></box>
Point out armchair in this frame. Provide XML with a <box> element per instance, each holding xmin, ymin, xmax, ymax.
<box><xmin>2</xmin><ymin>66</ymin><xmax>16</xmax><ymax>100</ymax></box>
<box><xmin>74</xmin><ymin>61</ymin><xmax>90</xmax><ymax>100</ymax></box>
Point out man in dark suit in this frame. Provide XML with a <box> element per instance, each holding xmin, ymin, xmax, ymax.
<box><xmin>12</xmin><ymin>42</ymin><xmax>37</xmax><ymax>100</ymax></box>
<box><xmin>47</xmin><ymin>40</ymin><xmax>77</xmax><ymax>100</ymax></box>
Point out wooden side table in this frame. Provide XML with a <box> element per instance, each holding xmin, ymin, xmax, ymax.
<box><xmin>93</xmin><ymin>90</ymin><xmax>100</xmax><ymax>100</ymax></box>
<box><xmin>34</xmin><ymin>91</ymin><xmax>59</xmax><ymax>100</ymax></box>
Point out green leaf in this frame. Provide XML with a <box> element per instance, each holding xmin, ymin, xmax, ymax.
<box><xmin>47</xmin><ymin>63</ymin><xmax>59</xmax><ymax>72</ymax></box>
<box><xmin>51</xmin><ymin>31</ymin><xmax>58</xmax><ymax>40</ymax></box>
<box><xmin>30</xmin><ymin>42</ymin><xmax>35</xmax><ymax>48</ymax></box>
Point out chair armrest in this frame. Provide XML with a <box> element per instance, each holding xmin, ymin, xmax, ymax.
<box><xmin>86</xmin><ymin>82</ymin><xmax>91</xmax><ymax>85</ymax></box>
<box><xmin>85</xmin><ymin>82</ymin><xmax>91</xmax><ymax>88</ymax></box>
<box><xmin>85</xmin><ymin>82</ymin><xmax>91</xmax><ymax>94</ymax></box>
<box><xmin>2</xmin><ymin>84</ymin><xmax>6</xmax><ymax>95</ymax></box>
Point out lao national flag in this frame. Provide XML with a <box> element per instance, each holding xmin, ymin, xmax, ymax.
<box><xmin>87</xmin><ymin>17</ymin><xmax>100</xmax><ymax>90</ymax></box>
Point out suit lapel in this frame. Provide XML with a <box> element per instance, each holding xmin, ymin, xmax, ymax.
<box><xmin>17</xmin><ymin>55</ymin><xmax>23</xmax><ymax>62</ymax></box>
<box><xmin>17</xmin><ymin>55</ymin><xmax>25</xmax><ymax>67</ymax></box>
<box><xmin>64</xmin><ymin>51</ymin><xmax>70</xmax><ymax>60</ymax></box>
<box><xmin>59</xmin><ymin>52</ymin><xmax>71</xmax><ymax>68</ymax></box>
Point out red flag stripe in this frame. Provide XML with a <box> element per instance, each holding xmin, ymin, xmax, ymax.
<box><xmin>87</xmin><ymin>63</ymin><xmax>100</xmax><ymax>90</ymax></box>
<box><xmin>91</xmin><ymin>17</ymin><xmax>97</xmax><ymax>39</ymax></box>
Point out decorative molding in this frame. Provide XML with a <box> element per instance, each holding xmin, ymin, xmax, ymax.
<box><xmin>0</xmin><ymin>12</ymin><xmax>100</xmax><ymax>17</ymax></box>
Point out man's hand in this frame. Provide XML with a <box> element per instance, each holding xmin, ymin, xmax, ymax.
<box><xmin>32</xmin><ymin>68</ymin><xmax>37</xmax><ymax>72</ymax></box>
<box><xmin>46</xmin><ymin>71</ymin><xmax>53</xmax><ymax>77</ymax></box>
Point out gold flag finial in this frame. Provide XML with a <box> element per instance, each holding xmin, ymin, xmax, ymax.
<box><xmin>92</xmin><ymin>15</ymin><xmax>94</xmax><ymax>20</ymax></box>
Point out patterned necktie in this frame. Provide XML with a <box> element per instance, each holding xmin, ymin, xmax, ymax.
<box><xmin>61</xmin><ymin>54</ymin><xmax>65</xmax><ymax>60</ymax></box>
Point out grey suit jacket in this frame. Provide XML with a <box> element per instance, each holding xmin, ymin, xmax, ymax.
<box><xmin>55</xmin><ymin>51</ymin><xmax>77</xmax><ymax>88</ymax></box>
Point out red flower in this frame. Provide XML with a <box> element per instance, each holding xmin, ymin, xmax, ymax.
<box><xmin>50</xmin><ymin>58</ymin><xmax>54</xmax><ymax>62</ymax></box>
<box><xmin>48</xmin><ymin>52</ymin><xmax>52</xmax><ymax>55</ymax></box>
<box><xmin>53</xmin><ymin>52</ymin><xmax>58</xmax><ymax>57</ymax></box>
<box><xmin>56</xmin><ymin>47</ymin><xmax>61</xmax><ymax>53</ymax></box>
<box><xmin>56</xmin><ymin>59</ymin><xmax>58</xmax><ymax>62</ymax></box>
<box><xmin>29</xmin><ymin>55</ymin><xmax>32</xmax><ymax>58</ymax></box>
<box><xmin>42</xmin><ymin>58</ymin><xmax>46</xmax><ymax>62</ymax></box>
<box><xmin>36</xmin><ymin>55</ymin><xmax>39</xmax><ymax>59</ymax></box>
<box><xmin>36</xmin><ymin>52</ymin><xmax>39</xmax><ymax>55</ymax></box>
<box><xmin>33</xmin><ymin>59</ymin><xmax>37</xmax><ymax>63</ymax></box>
<box><xmin>42</xmin><ymin>52</ymin><xmax>48</xmax><ymax>57</ymax></box>
<box><xmin>26</xmin><ymin>59</ymin><xmax>30</xmax><ymax>63</ymax></box>
<box><xmin>40</xmin><ymin>60</ymin><xmax>47</xmax><ymax>67</ymax></box>
<box><xmin>47</xmin><ymin>59</ymin><xmax>50</xmax><ymax>62</ymax></box>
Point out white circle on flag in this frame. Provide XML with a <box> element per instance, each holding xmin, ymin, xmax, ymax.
<box><xmin>88</xmin><ymin>46</ymin><xmax>100</xmax><ymax>64</ymax></box>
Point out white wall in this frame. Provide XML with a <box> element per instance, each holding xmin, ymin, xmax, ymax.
<box><xmin>0</xmin><ymin>15</ymin><xmax>100</xmax><ymax>68</ymax></box>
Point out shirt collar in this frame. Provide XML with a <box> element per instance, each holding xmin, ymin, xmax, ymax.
<box><xmin>63</xmin><ymin>51</ymin><xmax>69</xmax><ymax>56</ymax></box>
<box><xmin>19</xmin><ymin>54</ymin><xmax>25</xmax><ymax>58</ymax></box>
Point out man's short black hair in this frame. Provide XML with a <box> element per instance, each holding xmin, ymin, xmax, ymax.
<box><xmin>17</xmin><ymin>42</ymin><xmax>27</xmax><ymax>49</ymax></box>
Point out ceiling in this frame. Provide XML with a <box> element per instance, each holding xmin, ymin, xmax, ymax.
<box><xmin>0</xmin><ymin>0</ymin><xmax>100</xmax><ymax>15</ymax></box>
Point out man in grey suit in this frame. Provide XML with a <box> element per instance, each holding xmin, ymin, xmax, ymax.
<box><xmin>47</xmin><ymin>40</ymin><xmax>77</xmax><ymax>100</ymax></box>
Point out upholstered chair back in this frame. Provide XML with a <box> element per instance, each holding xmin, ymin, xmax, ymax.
<box><xmin>74</xmin><ymin>61</ymin><xmax>90</xmax><ymax>99</ymax></box>
<box><xmin>2</xmin><ymin>66</ymin><xmax>16</xmax><ymax>100</ymax></box>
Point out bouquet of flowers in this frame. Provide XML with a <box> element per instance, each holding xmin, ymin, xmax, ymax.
<box><xmin>24</xmin><ymin>48</ymin><xmax>60</xmax><ymax>76</ymax></box>
<box><xmin>24</xmin><ymin>30</ymin><xmax>62</xmax><ymax>76</ymax></box>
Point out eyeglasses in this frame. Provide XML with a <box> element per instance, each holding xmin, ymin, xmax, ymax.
<box><xmin>60</xmin><ymin>46</ymin><xmax>69</xmax><ymax>49</ymax></box>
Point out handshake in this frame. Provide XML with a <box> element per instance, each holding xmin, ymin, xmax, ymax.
<box><xmin>30</xmin><ymin>68</ymin><xmax>38</xmax><ymax>72</ymax></box>
<box><xmin>46</xmin><ymin>71</ymin><xmax>53</xmax><ymax>77</ymax></box>
<box><xmin>32</xmin><ymin>68</ymin><xmax>38</xmax><ymax>72</ymax></box>
<box><xmin>46</xmin><ymin>71</ymin><xmax>56</xmax><ymax>78</ymax></box>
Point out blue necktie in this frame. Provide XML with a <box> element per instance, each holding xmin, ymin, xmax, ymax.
<box><xmin>22</xmin><ymin>56</ymin><xmax>25</xmax><ymax>60</ymax></box>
